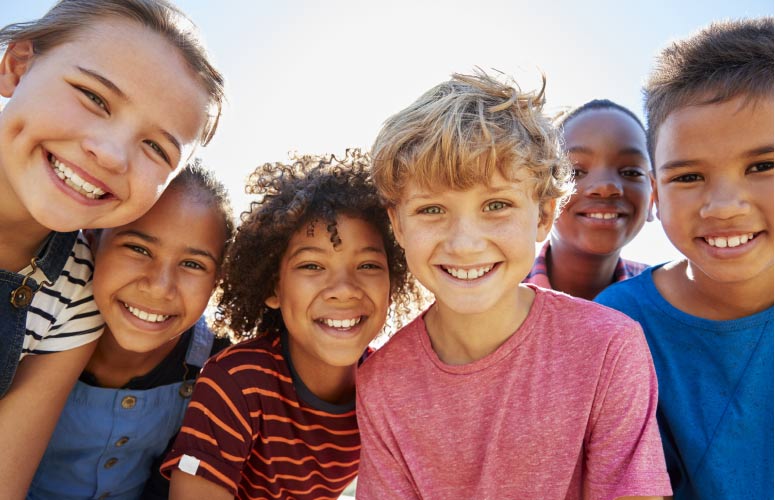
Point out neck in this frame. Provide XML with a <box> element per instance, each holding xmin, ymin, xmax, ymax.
<box><xmin>293</xmin><ymin>359</ymin><xmax>357</xmax><ymax>405</ymax></box>
<box><xmin>85</xmin><ymin>327</ymin><xmax>181</xmax><ymax>388</ymax></box>
<box><xmin>654</xmin><ymin>259</ymin><xmax>774</xmax><ymax>320</ymax></box>
<box><xmin>0</xmin><ymin>167</ymin><xmax>53</xmax><ymax>271</ymax></box>
<box><xmin>546</xmin><ymin>238</ymin><xmax>621</xmax><ymax>300</ymax></box>
<box><xmin>424</xmin><ymin>285</ymin><xmax>534</xmax><ymax>365</ymax></box>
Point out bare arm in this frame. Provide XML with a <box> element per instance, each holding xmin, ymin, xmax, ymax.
<box><xmin>169</xmin><ymin>469</ymin><xmax>233</xmax><ymax>500</ymax></box>
<box><xmin>0</xmin><ymin>340</ymin><xmax>97</xmax><ymax>499</ymax></box>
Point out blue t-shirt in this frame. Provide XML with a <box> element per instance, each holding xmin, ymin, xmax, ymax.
<box><xmin>595</xmin><ymin>265</ymin><xmax>773</xmax><ymax>500</ymax></box>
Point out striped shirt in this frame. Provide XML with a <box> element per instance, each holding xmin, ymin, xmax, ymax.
<box><xmin>524</xmin><ymin>241</ymin><xmax>648</xmax><ymax>291</ymax></box>
<box><xmin>161</xmin><ymin>330</ymin><xmax>361</xmax><ymax>500</ymax></box>
<box><xmin>21</xmin><ymin>231</ymin><xmax>104</xmax><ymax>358</ymax></box>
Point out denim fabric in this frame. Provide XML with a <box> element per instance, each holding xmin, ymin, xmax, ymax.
<box><xmin>0</xmin><ymin>232</ymin><xmax>77</xmax><ymax>397</ymax></box>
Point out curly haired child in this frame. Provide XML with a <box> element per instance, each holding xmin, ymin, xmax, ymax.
<box><xmin>356</xmin><ymin>71</ymin><xmax>671</xmax><ymax>499</ymax></box>
<box><xmin>161</xmin><ymin>149</ymin><xmax>420</xmax><ymax>500</ymax></box>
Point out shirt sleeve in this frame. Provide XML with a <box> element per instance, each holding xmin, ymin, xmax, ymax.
<box><xmin>583</xmin><ymin>323</ymin><xmax>673</xmax><ymax>500</ymax></box>
<box><xmin>355</xmin><ymin>369</ymin><xmax>421</xmax><ymax>500</ymax></box>
<box><xmin>160</xmin><ymin>360</ymin><xmax>255</xmax><ymax>495</ymax></box>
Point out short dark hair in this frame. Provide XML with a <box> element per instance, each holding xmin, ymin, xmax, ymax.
<box><xmin>215</xmin><ymin>149</ymin><xmax>420</xmax><ymax>341</ymax></box>
<box><xmin>644</xmin><ymin>17</ymin><xmax>774</xmax><ymax>158</ymax></box>
<box><xmin>558</xmin><ymin>99</ymin><xmax>645</xmax><ymax>132</ymax></box>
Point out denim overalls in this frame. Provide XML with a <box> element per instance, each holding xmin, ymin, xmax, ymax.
<box><xmin>27</xmin><ymin>318</ymin><xmax>215</xmax><ymax>500</ymax></box>
<box><xmin>0</xmin><ymin>232</ymin><xmax>77</xmax><ymax>397</ymax></box>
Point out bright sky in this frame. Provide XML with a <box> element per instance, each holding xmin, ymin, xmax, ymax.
<box><xmin>3</xmin><ymin>0</ymin><xmax>772</xmax><ymax>264</ymax></box>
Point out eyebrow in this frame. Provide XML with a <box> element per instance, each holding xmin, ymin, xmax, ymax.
<box><xmin>659</xmin><ymin>144</ymin><xmax>774</xmax><ymax>171</ymax></box>
<box><xmin>77</xmin><ymin>66</ymin><xmax>182</xmax><ymax>155</ymax></box>
<box><xmin>567</xmin><ymin>145</ymin><xmax>648</xmax><ymax>159</ymax></box>
<box><xmin>116</xmin><ymin>229</ymin><xmax>219</xmax><ymax>263</ymax></box>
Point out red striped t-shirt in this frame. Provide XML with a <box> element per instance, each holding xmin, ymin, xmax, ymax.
<box><xmin>160</xmin><ymin>331</ymin><xmax>361</xmax><ymax>499</ymax></box>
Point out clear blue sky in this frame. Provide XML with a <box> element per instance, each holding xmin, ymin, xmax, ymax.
<box><xmin>2</xmin><ymin>0</ymin><xmax>772</xmax><ymax>264</ymax></box>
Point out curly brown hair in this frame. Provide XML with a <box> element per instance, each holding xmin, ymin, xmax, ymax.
<box><xmin>214</xmin><ymin>149</ymin><xmax>421</xmax><ymax>341</ymax></box>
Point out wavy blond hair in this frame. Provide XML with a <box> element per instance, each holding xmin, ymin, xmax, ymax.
<box><xmin>371</xmin><ymin>69</ymin><xmax>572</xmax><ymax>222</ymax></box>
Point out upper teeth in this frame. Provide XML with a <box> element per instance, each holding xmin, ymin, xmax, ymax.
<box><xmin>322</xmin><ymin>317</ymin><xmax>361</xmax><ymax>328</ymax></box>
<box><xmin>705</xmin><ymin>233</ymin><xmax>755</xmax><ymax>248</ymax></box>
<box><xmin>586</xmin><ymin>213</ymin><xmax>618</xmax><ymax>220</ymax></box>
<box><xmin>445</xmin><ymin>266</ymin><xmax>492</xmax><ymax>280</ymax></box>
<box><xmin>124</xmin><ymin>303</ymin><xmax>169</xmax><ymax>323</ymax></box>
<box><xmin>50</xmin><ymin>155</ymin><xmax>106</xmax><ymax>199</ymax></box>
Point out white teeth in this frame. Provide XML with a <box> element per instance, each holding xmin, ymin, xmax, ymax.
<box><xmin>49</xmin><ymin>154</ymin><xmax>106</xmax><ymax>199</ymax></box>
<box><xmin>322</xmin><ymin>317</ymin><xmax>361</xmax><ymax>329</ymax></box>
<box><xmin>444</xmin><ymin>265</ymin><xmax>492</xmax><ymax>280</ymax></box>
<box><xmin>587</xmin><ymin>212</ymin><xmax>618</xmax><ymax>220</ymax></box>
<box><xmin>705</xmin><ymin>233</ymin><xmax>755</xmax><ymax>248</ymax></box>
<box><xmin>124</xmin><ymin>303</ymin><xmax>169</xmax><ymax>323</ymax></box>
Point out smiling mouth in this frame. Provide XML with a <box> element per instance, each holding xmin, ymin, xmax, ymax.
<box><xmin>123</xmin><ymin>302</ymin><xmax>170</xmax><ymax>323</ymax></box>
<box><xmin>49</xmin><ymin>154</ymin><xmax>108</xmax><ymax>200</ymax></box>
<box><xmin>443</xmin><ymin>265</ymin><xmax>493</xmax><ymax>280</ymax></box>
<box><xmin>704</xmin><ymin>232</ymin><xmax>757</xmax><ymax>248</ymax></box>
<box><xmin>582</xmin><ymin>212</ymin><xmax>621</xmax><ymax>220</ymax></box>
<box><xmin>318</xmin><ymin>316</ymin><xmax>363</xmax><ymax>329</ymax></box>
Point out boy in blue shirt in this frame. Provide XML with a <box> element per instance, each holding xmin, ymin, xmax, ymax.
<box><xmin>596</xmin><ymin>17</ymin><xmax>773</xmax><ymax>500</ymax></box>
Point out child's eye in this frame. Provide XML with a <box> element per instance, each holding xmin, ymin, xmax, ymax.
<box><xmin>620</xmin><ymin>167</ymin><xmax>646</xmax><ymax>178</ymax></box>
<box><xmin>359</xmin><ymin>262</ymin><xmax>385</xmax><ymax>271</ymax></box>
<box><xmin>418</xmin><ymin>206</ymin><xmax>443</xmax><ymax>215</ymax></box>
<box><xmin>125</xmin><ymin>244</ymin><xmax>150</xmax><ymax>256</ymax></box>
<box><xmin>298</xmin><ymin>263</ymin><xmax>323</xmax><ymax>271</ymax></box>
<box><xmin>747</xmin><ymin>161</ymin><xmax>773</xmax><ymax>174</ymax></box>
<box><xmin>670</xmin><ymin>173</ymin><xmax>703</xmax><ymax>183</ymax></box>
<box><xmin>144</xmin><ymin>140</ymin><xmax>170</xmax><ymax>164</ymax></box>
<box><xmin>572</xmin><ymin>167</ymin><xmax>586</xmax><ymax>179</ymax></box>
<box><xmin>78</xmin><ymin>87</ymin><xmax>108</xmax><ymax>112</ymax></box>
<box><xmin>182</xmin><ymin>260</ymin><xmax>206</xmax><ymax>271</ymax></box>
<box><xmin>483</xmin><ymin>200</ymin><xmax>510</xmax><ymax>212</ymax></box>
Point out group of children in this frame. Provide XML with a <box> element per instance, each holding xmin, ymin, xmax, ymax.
<box><xmin>0</xmin><ymin>1</ymin><xmax>770</xmax><ymax>499</ymax></box>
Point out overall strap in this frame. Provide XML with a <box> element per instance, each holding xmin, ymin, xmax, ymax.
<box><xmin>184</xmin><ymin>317</ymin><xmax>215</xmax><ymax>368</ymax></box>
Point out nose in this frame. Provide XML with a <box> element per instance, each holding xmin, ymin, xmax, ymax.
<box><xmin>444</xmin><ymin>214</ymin><xmax>487</xmax><ymax>255</ymax></box>
<box><xmin>699</xmin><ymin>179</ymin><xmax>751</xmax><ymax>220</ymax></box>
<box><xmin>138</xmin><ymin>262</ymin><xmax>177</xmax><ymax>300</ymax></box>
<box><xmin>583</xmin><ymin>169</ymin><xmax>623</xmax><ymax>198</ymax></box>
<box><xmin>323</xmin><ymin>267</ymin><xmax>364</xmax><ymax>302</ymax></box>
<box><xmin>82</xmin><ymin>128</ymin><xmax>130</xmax><ymax>174</ymax></box>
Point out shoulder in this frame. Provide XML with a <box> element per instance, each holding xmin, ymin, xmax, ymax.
<box><xmin>359</xmin><ymin>313</ymin><xmax>426</xmax><ymax>378</ymax></box>
<box><xmin>201</xmin><ymin>334</ymin><xmax>287</xmax><ymax>386</ymax></box>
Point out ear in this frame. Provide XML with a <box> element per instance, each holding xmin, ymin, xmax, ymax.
<box><xmin>265</xmin><ymin>293</ymin><xmax>280</xmax><ymax>310</ymax></box>
<box><xmin>649</xmin><ymin>173</ymin><xmax>660</xmax><ymax>221</ymax></box>
<box><xmin>387</xmin><ymin>206</ymin><xmax>405</xmax><ymax>249</ymax></box>
<box><xmin>0</xmin><ymin>41</ymin><xmax>35</xmax><ymax>98</ymax></box>
<box><xmin>536</xmin><ymin>199</ymin><xmax>556</xmax><ymax>242</ymax></box>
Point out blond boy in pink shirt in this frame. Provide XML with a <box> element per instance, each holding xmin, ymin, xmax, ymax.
<box><xmin>356</xmin><ymin>71</ymin><xmax>671</xmax><ymax>500</ymax></box>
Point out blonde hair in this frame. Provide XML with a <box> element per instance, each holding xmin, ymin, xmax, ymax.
<box><xmin>0</xmin><ymin>0</ymin><xmax>224</xmax><ymax>146</ymax></box>
<box><xmin>371</xmin><ymin>69</ymin><xmax>572</xmax><ymax>222</ymax></box>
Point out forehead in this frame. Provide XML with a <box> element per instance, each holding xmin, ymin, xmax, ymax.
<box><xmin>400</xmin><ymin>169</ymin><xmax>534</xmax><ymax>200</ymax></box>
<box><xmin>564</xmin><ymin>109</ymin><xmax>646</xmax><ymax>148</ymax></box>
<box><xmin>654</xmin><ymin>95</ymin><xmax>774</xmax><ymax>167</ymax></box>
<box><xmin>57</xmin><ymin>18</ymin><xmax>210</xmax><ymax>150</ymax></box>
<box><xmin>285</xmin><ymin>215</ymin><xmax>385</xmax><ymax>253</ymax></box>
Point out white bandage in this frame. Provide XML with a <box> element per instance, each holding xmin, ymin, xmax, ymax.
<box><xmin>178</xmin><ymin>454</ymin><xmax>201</xmax><ymax>475</ymax></box>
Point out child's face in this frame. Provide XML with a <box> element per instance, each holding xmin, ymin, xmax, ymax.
<box><xmin>0</xmin><ymin>18</ymin><xmax>210</xmax><ymax>232</ymax></box>
<box><xmin>266</xmin><ymin>215</ymin><xmax>390</xmax><ymax>371</ymax></box>
<box><xmin>389</xmin><ymin>170</ymin><xmax>553</xmax><ymax>317</ymax></box>
<box><xmin>91</xmin><ymin>186</ymin><xmax>225</xmax><ymax>353</ymax></box>
<box><xmin>652</xmin><ymin>95</ymin><xmax>774</xmax><ymax>284</ymax></box>
<box><xmin>553</xmin><ymin>109</ymin><xmax>651</xmax><ymax>256</ymax></box>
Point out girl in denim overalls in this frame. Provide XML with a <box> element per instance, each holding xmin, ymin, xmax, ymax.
<box><xmin>28</xmin><ymin>161</ymin><xmax>234</xmax><ymax>499</ymax></box>
<box><xmin>0</xmin><ymin>1</ymin><xmax>224</xmax><ymax>494</ymax></box>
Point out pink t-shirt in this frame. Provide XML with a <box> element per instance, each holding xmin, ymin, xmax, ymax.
<box><xmin>356</xmin><ymin>286</ymin><xmax>671</xmax><ymax>500</ymax></box>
